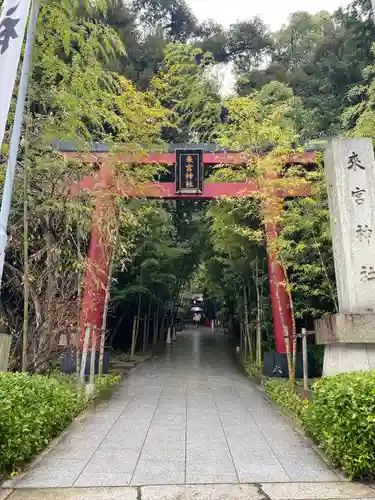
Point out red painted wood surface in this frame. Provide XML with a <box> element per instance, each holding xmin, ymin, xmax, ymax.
<box><xmin>72</xmin><ymin>179</ymin><xmax>311</xmax><ymax>199</ymax></box>
<box><xmin>65</xmin><ymin>150</ymin><xmax>317</xmax><ymax>166</ymax></box>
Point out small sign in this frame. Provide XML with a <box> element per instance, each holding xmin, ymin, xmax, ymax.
<box><xmin>59</xmin><ymin>334</ymin><xmax>68</xmax><ymax>347</ymax></box>
<box><xmin>175</xmin><ymin>149</ymin><xmax>203</xmax><ymax>194</ymax></box>
<box><xmin>165</xmin><ymin>300</ymin><xmax>174</xmax><ymax>310</ymax></box>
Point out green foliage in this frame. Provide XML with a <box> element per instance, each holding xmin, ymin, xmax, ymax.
<box><xmin>343</xmin><ymin>45</ymin><xmax>375</xmax><ymax>139</ymax></box>
<box><xmin>49</xmin><ymin>371</ymin><xmax>120</xmax><ymax>396</ymax></box>
<box><xmin>219</xmin><ymin>84</ymin><xmax>299</xmax><ymax>150</ymax></box>
<box><xmin>150</xmin><ymin>43</ymin><xmax>222</xmax><ymax>142</ymax></box>
<box><xmin>305</xmin><ymin>372</ymin><xmax>375</xmax><ymax>479</ymax></box>
<box><xmin>264</xmin><ymin>379</ymin><xmax>308</xmax><ymax>425</ymax></box>
<box><xmin>0</xmin><ymin>371</ymin><xmax>121</xmax><ymax>472</ymax></box>
<box><xmin>93</xmin><ymin>374</ymin><xmax>121</xmax><ymax>394</ymax></box>
<box><xmin>265</xmin><ymin>373</ymin><xmax>375</xmax><ymax>479</ymax></box>
<box><xmin>309</xmin><ymin>345</ymin><xmax>325</xmax><ymax>376</ymax></box>
<box><xmin>278</xmin><ymin>165</ymin><xmax>338</xmax><ymax>319</ymax></box>
<box><xmin>0</xmin><ymin>373</ymin><xmax>86</xmax><ymax>472</ymax></box>
<box><xmin>243</xmin><ymin>358</ymin><xmax>263</xmax><ymax>377</ymax></box>
<box><xmin>237</xmin><ymin>2</ymin><xmax>375</xmax><ymax>139</ymax></box>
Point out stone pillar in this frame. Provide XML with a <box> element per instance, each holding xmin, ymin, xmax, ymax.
<box><xmin>315</xmin><ymin>138</ymin><xmax>375</xmax><ymax>375</ymax></box>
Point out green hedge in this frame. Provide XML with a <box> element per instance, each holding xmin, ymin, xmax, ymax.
<box><xmin>0</xmin><ymin>373</ymin><xmax>86</xmax><ymax>472</ymax></box>
<box><xmin>264</xmin><ymin>372</ymin><xmax>375</xmax><ymax>479</ymax></box>
<box><xmin>305</xmin><ymin>372</ymin><xmax>375</xmax><ymax>479</ymax></box>
<box><xmin>264</xmin><ymin>379</ymin><xmax>308</xmax><ymax>425</ymax></box>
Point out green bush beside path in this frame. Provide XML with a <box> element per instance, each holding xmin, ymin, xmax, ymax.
<box><xmin>264</xmin><ymin>372</ymin><xmax>375</xmax><ymax>480</ymax></box>
<box><xmin>0</xmin><ymin>372</ymin><xmax>120</xmax><ymax>473</ymax></box>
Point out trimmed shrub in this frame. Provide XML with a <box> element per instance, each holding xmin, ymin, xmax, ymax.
<box><xmin>93</xmin><ymin>374</ymin><xmax>121</xmax><ymax>394</ymax></box>
<box><xmin>265</xmin><ymin>372</ymin><xmax>375</xmax><ymax>479</ymax></box>
<box><xmin>0</xmin><ymin>373</ymin><xmax>86</xmax><ymax>472</ymax></box>
<box><xmin>264</xmin><ymin>379</ymin><xmax>308</xmax><ymax>425</ymax></box>
<box><xmin>305</xmin><ymin>372</ymin><xmax>375</xmax><ymax>479</ymax></box>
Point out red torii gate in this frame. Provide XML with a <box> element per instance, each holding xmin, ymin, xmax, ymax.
<box><xmin>66</xmin><ymin>148</ymin><xmax>315</xmax><ymax>354</ymax></box>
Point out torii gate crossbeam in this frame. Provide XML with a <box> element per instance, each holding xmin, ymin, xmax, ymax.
<box><xmin>65</xmin><ymin>147</ymin><xmax>315</xmax><ymax>355</ymax></box>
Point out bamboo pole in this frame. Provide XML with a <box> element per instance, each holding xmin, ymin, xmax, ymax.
<box><xmin>0</xmin><ymin>334</ymin><xmax>11</xmax><ymax>372</ymax></box>
<box><xmin>292</xmin><ymin>332</ymin><xmax>297</xmax><ymax>381</ymax></box>
<box><xmin>243</xmin><ymin>281</ymin><xmax>253</xmax><ymax>361</ymax></box>
<box><xmin>78</xmin><ymin>325</ymin><xmax>91</xmax><ymax>394</ymax></box>
<box><xmin>302</xmin><ymin>327</ymin><xmax>309</xmax><ymax>392</ymax></box>
<box><xmin>76</xmin><ymin>225</ymin><xmax>83</xmax><ymax>384</ymax></box>
<box><xmin>153</xmin><ymin>303</ymin><xmax>159</xmax><ymax>346</ymax></box>
<box><xmin>255</xmin><ymin>257</ymin><xmax>262</xmax><ymax>366</ymax></box>
<box><xmin>89</xmin><ymin>327</ymin><xmax>96</xmax><ymax>386</ymax></box>
<box><xmin>142</xmin><ymin>315</ymin><xmax>148</xmax><ymax>353</ymax></box>
<box><xmin>159</xmin><ymin>313</ymin><xmax>166</xmax><ymax>342</ymax></box>
<box><xmin>146</xmin><ymin>296</ymin><xmax>152</xmax><ymax>348</ymax></box>
<box><xmin>130</xmin><ymin>316</ymin><xmax>137</xmax><ymax>360</ymax></box>
<box><xmin>135</xmin><ymin>269</ymin><xmax>143</xmax><ymax>342</ymax></box>
<box><xmin>244</xmin><ymin>327</ymin><xmax>248</xmax><ymax>360</ymax></box>
<box><xmin>99</xmin><ymin>216</ymin><xmax>119</xmax><ymax>376</ymax></box>
<box><xmin>240</xmin><ymin>319</ymin><xmax>243</xmax><ymax>352</ymax></box>
<box><xmin>98</xmin><ymin>324</ymin><xmax>105</xmax><ymax>377</ymax></box>
<box><xmin>22</xmin><ymin>121</ymin><xmax>30</xmax><ymax>373</ymax></box>
<box><xmin>284</xmin><ymin>332</ymin><xmax>294</xmax><ymax>390</ymax></box>
<box><xmin>87</xmin><ymin>326</ymin><xmax>96</xmax><ymax>398</ymax></box>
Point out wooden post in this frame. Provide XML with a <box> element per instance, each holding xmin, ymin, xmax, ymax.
<box><xmin>302</xmin><ymin>327</ymin><xmax>309</xmax><ymax>393</ymax></box>
<box><xmin>78</xmin><ymin>325</ymin><xmax>91</xmax><ymax>394</ymax></box>
<box><xmin>292</xmin><ymin>333</ymin><xmax>297</xmax><ymax>380</ymax></box>
<box><xmin>0</xmin><ymin>334</ymin><xmax>11</xmax><ymax>372</ymax></box>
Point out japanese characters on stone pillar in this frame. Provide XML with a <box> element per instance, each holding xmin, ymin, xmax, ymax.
<box><xmin>315</xmin><ymin>138</ymin><xmax>375</xmax><ymax>375</ymax></box>
<box><xmin>326</xmin><ymin>139</ymin><xmax>375</xmax><ymax>312</ymax></box>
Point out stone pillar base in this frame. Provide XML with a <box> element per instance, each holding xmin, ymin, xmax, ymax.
<box><xmin>323</xmin><ymin>343</ymin><xmax>375</xmax><ymax>376</ymax></box>
<box><xmin>315</xmin><ymin>313</ymin><xmax>375</xmax><ymax>376</ymax></box>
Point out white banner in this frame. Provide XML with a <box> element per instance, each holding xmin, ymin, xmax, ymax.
<box><xmin>0</xmin><ymin>0</ymin><xmax>32</xmax><ymax>150</ymax></box>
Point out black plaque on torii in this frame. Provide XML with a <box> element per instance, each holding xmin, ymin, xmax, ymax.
<box><xmin>175</xmin><ymin>149</ymin><xmax>203</xmax><ymax>194</ymax></box>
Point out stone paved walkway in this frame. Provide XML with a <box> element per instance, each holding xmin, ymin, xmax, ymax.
<box><xmin>4</xmin><ymin>327</ymin><xmax>371</xmax><ymax>500</ymax></box>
